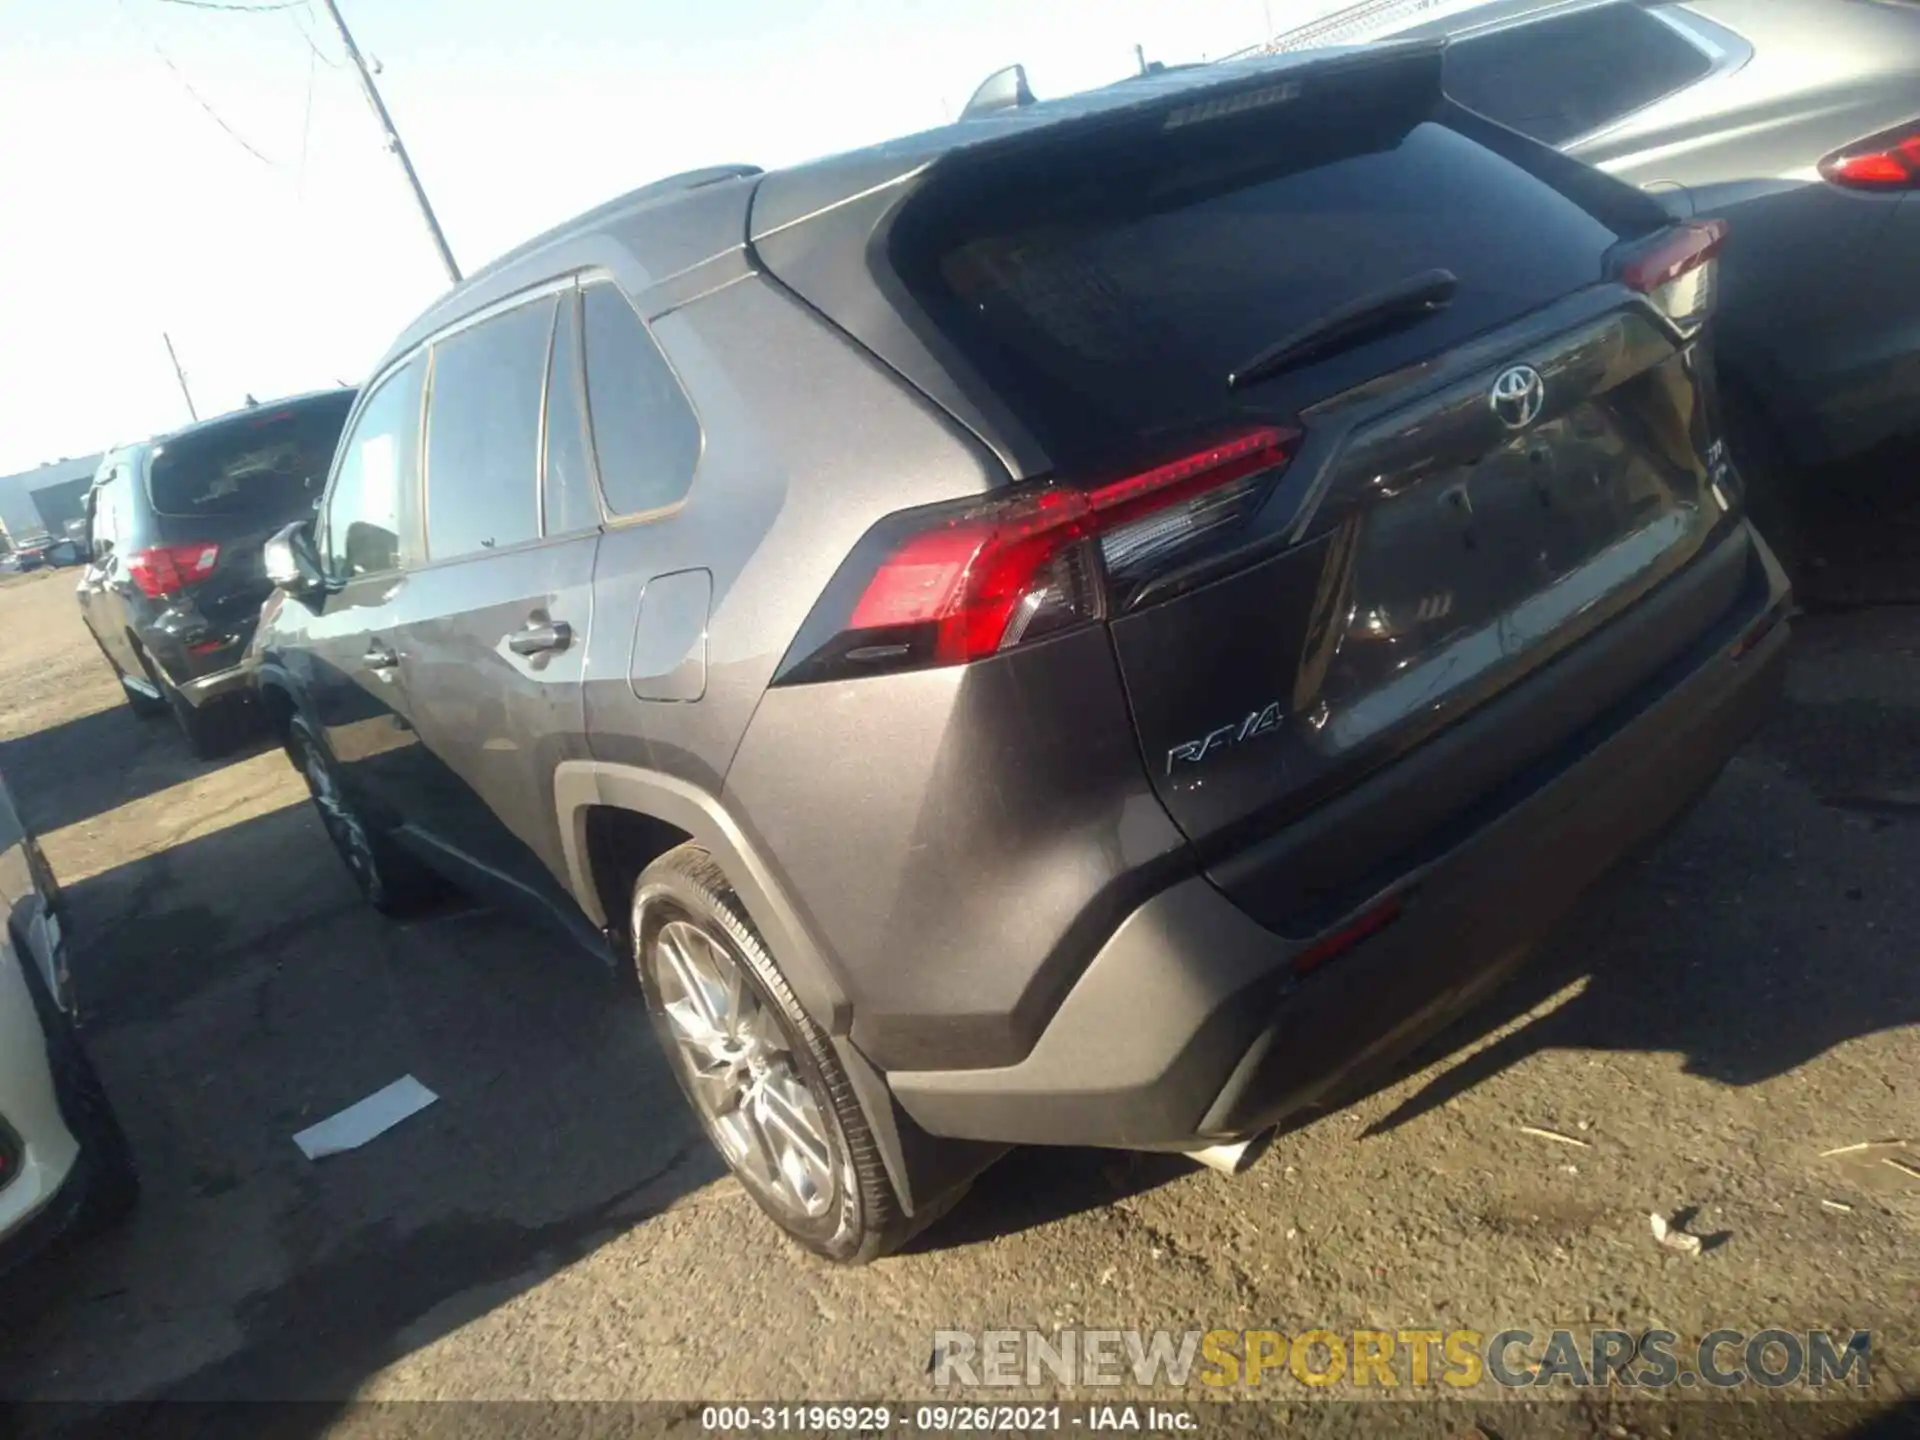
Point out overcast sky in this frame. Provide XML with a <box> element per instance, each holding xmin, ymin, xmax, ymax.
<box><xmin>0</xmin><ymin>0</ymin><xmax>1336</xmax><ymax>478</ymax></box>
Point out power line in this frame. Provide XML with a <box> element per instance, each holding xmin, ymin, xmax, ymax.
<box><xmin>155</xmin><ymin>0</ymin><xmax>308</xmax><ymax>12</ymax></box>
<box><xmin>312</xmin><ymin>0</ymin><xmax>461</xmax><ymax>282</ymax></box>
<box><xmin>291</xmin><ymin>0</ymin><xmax>346</xmax><ymax>68</ymax></box>
<box><xmin>296</xmin><ymin>43</ymin><xmax>316</xmax><ymax>194</ymax></box>
<box><xmin>118</xmin><ymin>0</ymin><xmax>277</xmax><ymax>165</ymax></box>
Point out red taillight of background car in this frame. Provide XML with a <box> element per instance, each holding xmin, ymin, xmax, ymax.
<box><xmin>126</xmin><ymin>542</ymin><xmax>220</xmax><ymax>599</ymax></box>
<box><xmin>1820</xmin><ymin>122</ymin><xmax>1920</xmax><ymax>191</ymax></box>
<box><xmin>779</xmin><ymin>427</ymin><xmax>1297</xmax><ymax>681</ymax></box>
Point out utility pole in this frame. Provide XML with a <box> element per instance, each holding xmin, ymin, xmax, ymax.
<box><xmin>162</xmin><ymin>333</ymin><xmax>198</xmax><ymax>423</ymax></box>
<box><xmin>1135</xmin><ymin>42</ymin><xmax>1149</xmax><ymax>75</ymax></box>
<box><xmin>313</xmin><ymin>0</ymin><xmax>462</xmax><ymax>285</ymax></box>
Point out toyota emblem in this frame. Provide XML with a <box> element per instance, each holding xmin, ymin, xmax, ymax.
<box><xmin>1490</xmin><ymin>364</ymin><xmax>1547</xmax><ymax>430</ymax></box>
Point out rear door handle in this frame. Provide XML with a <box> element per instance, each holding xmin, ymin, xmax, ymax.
<box><xmin>364</xmin><ymin>642</ymin><xmax>399</xmax><ymax>670</ymax></box>
<box><xmin>508</xmin><ymin>620</ymin><xmax>572</xmax><ymax>656</ymax></box>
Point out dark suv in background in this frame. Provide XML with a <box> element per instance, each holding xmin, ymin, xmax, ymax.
<box><xmin>77</xmin><ymin>390</ymin><xmax>355</xmax><ymax>756</ymax></box>
<box><xmin>251</xmin><ymin>43</ymin><xmax>1789</xmax><ymax>1261</ymax></box>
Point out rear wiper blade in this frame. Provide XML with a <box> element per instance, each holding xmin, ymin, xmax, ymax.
<box><xmin>1227</xmin><ymin>268</ymin><xmax>1458</xmax><ymax>391</ymax></box>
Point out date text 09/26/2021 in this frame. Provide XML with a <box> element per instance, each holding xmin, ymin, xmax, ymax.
<box><xmin>701</xmin><ymin>1405</ymin><xmax>1193</xmax><ymax>1432</ymax></box>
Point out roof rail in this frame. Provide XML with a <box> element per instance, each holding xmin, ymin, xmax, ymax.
<box><xmin>451</xmin><ymin>164</ymin><xmax>764</xmax><ymax>293</ymax></box>
<box><xmin>622</xmin><ymin>164</ymin><xmax>764</xmax><ymax>203</ymax></box>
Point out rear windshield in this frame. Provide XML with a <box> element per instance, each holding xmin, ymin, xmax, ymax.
<box><xmin>894</xmin><ymin>113</ymin><xmax>1622</xmax><ymax>471</ymax></box>
<box><xmin>148</xmin><ymin>393</ymin><xmax>355</xmax><ymax>519</ymax></box>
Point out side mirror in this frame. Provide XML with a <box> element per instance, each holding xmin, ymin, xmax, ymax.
<box><xmin>265</xmin><ymin>520</ymin><xmax>325</xmax><ymax>599</ymax></box>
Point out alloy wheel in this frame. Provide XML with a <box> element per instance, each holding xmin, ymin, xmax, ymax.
<box><xmin>651</xmin><ymin>917</ymin><xmax>836</xmax><ymax>1221</ymax></box>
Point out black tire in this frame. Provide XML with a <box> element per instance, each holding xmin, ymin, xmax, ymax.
<box><xmin>51</xmin><ymin>1023</ymin><xmax>140</xmax><ymax>1236</ymax></box>
<box><xmin>166</xmin><ymin>689</ymin><xmax>246</xmax><ymax>760</ymax></box>
<box><xmin>15</xmin><ymin>957</ymin><xmax>139</xmax><ymax>1240</ymax></box>
<box><xmin>632</xmin><ymin>843</ymin><xmax>918</xmax><ymax>1263</ymax></box>
<box><xmin>131</xmin><ymin>640</ymin><xmax>242</xmax><ymax>757</ymax></box>
<box><xmin>287</xmin><ymin>715</ymin><xmax>441</xmax><ymax>917</ymax></box>
<box><xmin>1720</xmin><ymin>380</ymin><xmax>1804</xmax><ymax>587</ymax></box>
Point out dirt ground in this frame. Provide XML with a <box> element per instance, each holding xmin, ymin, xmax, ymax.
<box><xmin>0</xmin><ymin>504</ymin><xmax>1915</xmax><ymax>1435</ymax></box>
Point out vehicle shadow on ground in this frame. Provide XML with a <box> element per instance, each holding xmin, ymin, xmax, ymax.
<box><xmin>0</xmin><ymin>702</ymin><xmax>277</xmax><ymax>837</ymax></box>
<box><xmin>0</xmin><ymin>795</ymin><xmax>721</xmax><ymax>1413</ymax></box>
<box><xmin>1793</xmin><ymin>439</ymin><xmax>1920</xmax><ymax>609</ymax></box>
<box><xmin>907</xmin><ymin>1146</ymin><xmax>1197</xmax><ymax>1256</ymax></box>
<box><xmin>1340</xmin><ymin>751</ymin><xmax>1916</xmax><ymax>1139</ymax></box>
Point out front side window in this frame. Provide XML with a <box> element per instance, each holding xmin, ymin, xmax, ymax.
<box><xmin>423</xmin><ymin>297</ymin><xmax>555</xmax><ymax>560</ymax></box>
<box><xmin>579</xmin><ymin>282</ymin><xmax>701</xmax><ymax>518</ymax></box>
<box><xmin>88</xmin><ymin>467</ymin><xmax>124</xmax><ymax>560</ymax></box>
<box><xmin>321</xmin><ymin>360</ymin><xmax>424</xmax><ymax>581</ymax></box>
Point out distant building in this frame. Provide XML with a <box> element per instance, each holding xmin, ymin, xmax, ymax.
<box><xmin>32</xmin><ymin>474</ymin><xmax>96</xmax><ymax>537</ymax></box>
<box><xmin>0</xmin><ymin>455</ymin><xmax>103</xmax><ymax>545</ymax></box>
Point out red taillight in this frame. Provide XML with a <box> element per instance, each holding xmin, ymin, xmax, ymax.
<box><xmin>784</xmin><ymin>427</ymin><xmax>1296</xmax><ymax>681</ymax></box>
<box><xmin>1820</xmin><ymin>124</ymin><xmax>1920</xmax><ymax>191</ymax></box>
<box><xmin>1619</xmin><ymin>218</ymin><xmax>1726</xmax><ymax>336</ymax></box>
<box><xmin>126</xmin><ymin>542</ymin><xmax>220</xmax><ymax>599</ymax></box>
<box><xmin>848</xmin><ymin>486</ymin><xmax>1096</xmax><ymax>665</ymax></box>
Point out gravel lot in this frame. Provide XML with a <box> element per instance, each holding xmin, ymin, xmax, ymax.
<box><xmin>0</xmin><ymin>505</ymin><xmax>1915</xmax><ymax>1434</ymax></box>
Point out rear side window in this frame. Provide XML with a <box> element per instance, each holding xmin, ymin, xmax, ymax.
<box><xmin>580</xmin><ymin>283</ymin><xmax>701</xmax><ymax>517</ymax></box>
<box><xmin>902</xmin><ymin>116</ymin><xmax>1620</xmax><ymax>470</ymax></box>
<box><xmin>322</xmin><ymin>361</ymin><xmax>423</xmax><ymax>581</ymax></box>
<box><xmin>88</xmin><ymin>467</ymin><xmax>126</xmax><ymax>558</ymax></box>
<box><xmin>1442</xmin><ymin>4</ymin><xmax>1713</xmax><ymax>146</ymax></box>
<box><xmin>424</xmin><ymin>297</ymin><xmax>556</xmax><ymax>560</ymax></box>
<box><xmin>542</xmin><ymin>289</ymin><xmax>602</xmax><ymax>536</ymax></box>
<box><xmin>147</xmin><ymin>394</ymin><xmax>353</xmax><ymax>520</ymax></box>
<box><xmin>88</xmin><ymin>474</ymin><xmax>129</xmax><ymax>564</ymax></box>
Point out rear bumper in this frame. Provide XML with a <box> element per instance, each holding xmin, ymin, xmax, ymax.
<box><xmin>889</xmin><ymin>525</ymin><xmax>1791</xmax><ymax>1149</ymax></box>
<box><xmin>177</xmin><ymin>661</ymin><xmax>254</xmax><ymax>705</ymax></box>
<box><xmin>138</xmin><ymin>604</ymin><xmax>263</xmax><ymax>703</ymax></box>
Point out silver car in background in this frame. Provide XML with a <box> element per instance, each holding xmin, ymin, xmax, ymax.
<box><xmin>1264</xmin><ymin>0</ymin><xmax>1920</xmax><ymax>564</ymax></box>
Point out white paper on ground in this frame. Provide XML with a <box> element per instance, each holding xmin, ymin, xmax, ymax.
<box><xmin>293</xmin><ymin>1075</ymin><xmax>439</xmax><ymax>1160</ymax></box>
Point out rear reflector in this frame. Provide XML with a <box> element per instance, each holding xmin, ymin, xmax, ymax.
<box><xmin>1618</xmin><ymin>219</ymin><xmax>1726</xmax><ymax>336</ymax></box>
<box><xmin>1820</xmin><ymin>123</ymin><xmax>1920</xmax><ymax>191</ymax></box>
<box><xmin>1730</xmin><ymin>605</ymin><xmax>1786</xmax><ymax>662</ymax></box>
<box><xmin>1291</xmin><ymin>894</ymin><xmax>1404</xmax><ymax>976</ymax></box>
<box><xmin>779</xmin><ymin>427</ymin><xmax>1296</xmax><ymax>682</ymax></box>
<box><xmin>126</xmin><ymin>542</ymin><xmax>220</xmax><ymax>599</ymax></box>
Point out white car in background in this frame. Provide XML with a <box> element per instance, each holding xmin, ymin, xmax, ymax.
<box><xmin>0</xmin><ymin>769</ymin><xmax>136</xmax><ymax>1275</ymax></box>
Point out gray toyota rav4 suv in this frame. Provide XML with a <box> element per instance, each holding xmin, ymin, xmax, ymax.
<box><xmin>251</xmin><ymin>42</ymin><xmax>1791</xmax><ymax>1260</ymax></box>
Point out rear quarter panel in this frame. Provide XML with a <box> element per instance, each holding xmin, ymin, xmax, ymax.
<box><xmin>582</xmin><ymin>272</ymin><xmax>1011</xmax><ymax>794</ymax></box>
